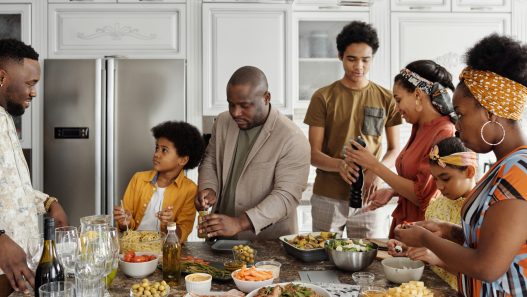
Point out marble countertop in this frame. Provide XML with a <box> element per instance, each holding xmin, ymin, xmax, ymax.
<box><xmin>11</xmin><ymin>240</ymin><xmax>458</xmax><ymax>296</ymax></box>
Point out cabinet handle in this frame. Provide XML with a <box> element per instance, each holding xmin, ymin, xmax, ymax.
<box><xmin>470</xmin><ymin>6</ymin><xmax>492</xmax><ymax>11</ymax></box>
<box><xmin>409</xmin><ymin>6</ymin><xmax>432</xmax><ymax>10</ymax></box>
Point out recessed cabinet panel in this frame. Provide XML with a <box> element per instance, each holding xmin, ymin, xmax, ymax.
<box><xmin>391</xmin><ymin>0</ymin><xmax>450</xmax><ymax>11</ymax></box>
<box><xmin>452</xmin><ymin>0</ymin><xmax>511</xmax><ymax>12</ymax></box>
<box><xmin>49</xmin><ymin>4</ymin><xmax>185</xmax><ymax>58</ymax></box>
<box><xmin>203</xmin><ymin>3</ymin><xmax>291</xmax><ymax>115</ymax></box>
<box><xmin>49</xmin><ymin>0</ymin><xmax>117</xmax><ymax>3</ymax></box>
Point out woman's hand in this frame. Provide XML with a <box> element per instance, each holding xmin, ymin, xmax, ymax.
<box><xmin>363</xmin><ymin>188</ymin><xmax>394</xmax><ymax>211</ymax></box>
<box><xmin>387</xmin><ymin>239</ymin><xmax>408</xmax><ymax>256</ymax></box>
<box><xmin>406</xmin><ymin>247</ymin><xmax>445</xmax><ymax>267</ymax></box>
<box><xmin>394</xmin><ymin>223</ymin><xmax>431</xmax><ymax>248</ymax></box>
<box><xmin>363</xmin><ymin>170</ymin><xmax>381</xmax><ymax>201</ymax></box>
<box><xmin>346</xmin><ymin>139</ymin><xmax>380</xmax><ymax>172</ymax></box>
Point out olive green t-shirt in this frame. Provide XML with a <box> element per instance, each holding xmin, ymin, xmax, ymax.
<box><xmin>304</xmin><ymin>80</ymin><xmax>402</xmax><ymax>201</ymax></box>
<box><xmin>218</xmin><ymin>125</ymin><xmax>263</xmax><ymax>217</ymax></box>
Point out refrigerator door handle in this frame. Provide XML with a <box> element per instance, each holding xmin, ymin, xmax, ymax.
<box><xmin>107</xmin><ymin>58</ymin><xmax>116</xmax><ymax>218</ymax></box>
<box><xmin>95</xmin><ymin>59</ymin><xmax>103</xmax><ymax>216</ymax></box>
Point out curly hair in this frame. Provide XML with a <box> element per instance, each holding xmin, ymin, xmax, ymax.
<box><xmin>151</xmin><ymin>121</ymin><xmax>205</xmax><ymax>170</ymax></box>
<box><xmin>0</xmin><ymin>38</ymin><xmax>39</xmax><ymax>68</ymax></box>
<box><xmin>429</xmin><ymin>137</ymin><xmax>471</xmax><ymax>170</ymax></box>
<box><xmin>464</xmin><ymin>33</ymin><xmax>527</xmax><ymax>87</ymax></box>
<box><xmin>394</xmin><ymin>60</ymin><xmax>455</xmax><ymax>92</ymax></box>
<box><xmin>336</xmin><ymin>21</ymin><xmax>379</xmax><ymax>57</ymax></box>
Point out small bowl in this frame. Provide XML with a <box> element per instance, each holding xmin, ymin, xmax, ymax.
<box><xmin>231</xmin><ymin>268</ymin><xmax>274</xmax><ymax>293</ymax></box>
<box><xmin>352</xmin><ymin>272</ymin><xmax>374</xmax><ymax>286</ymax></box>
<box><xmin>360</xmin><ymin>286</ymin><xmax>386</xmax><ymax>297</ymax></box>
<box><xmin>381</xmin><ymin>257</ymin><xmax>424</xmax><ymax>284</ymax></box>
<box><xmin>233</xmin><ymin>248</ymin><xmax>257</xmax><ymax>265</ymax></box>
<box><xmin>224</xmin><ymin>260</ymin><xmax>245</xmax><ymax>272</ymax></box>
<box><xmin>185</xmin><ymin>273</ymin><xmax>212</xmax><ymax>294</ymax></box>
<box><xmin>255</xmin><ymin>261</ymin><xmax>281</xmax><ymax>279</ymax></box>
<box><xmin>119</xmin><ymin>252</ymin><xmax>158</xmax><ymax>278</ymax></box>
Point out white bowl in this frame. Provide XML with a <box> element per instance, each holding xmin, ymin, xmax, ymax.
<box><xmin>185</xmin><ymin>273</ymin><xmax>212</xmax><ymax>294</ymax></box>
<box><xmin>231</xmin><ymin>268</ymin><xmax>275</xmax><ymax>293</ymax></box>
<box><xmin>381</xmin><ymin>257</ymin><xmax>424</xmax><ymax>284</ymax></box>
<box><xmin>119</xmin><ymin>252</ymin><xmax>159</xmax><ymax>278</ymax></box>
<box><xmin>246</xmin><ymin>282</ymin><xmax>331</xmax><ymax>297</ymax></box>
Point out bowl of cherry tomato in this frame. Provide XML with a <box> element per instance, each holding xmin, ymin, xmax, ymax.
<box><xmin>119</xmin><ymin>251</ymin><xmax>159</xmax><ymax>278</ymax></box>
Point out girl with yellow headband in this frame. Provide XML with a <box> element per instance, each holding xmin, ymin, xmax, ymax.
<box><xmin>388</xmin><ymin>137</ymin><xmax>476</xmax><ymax>291</ymax></box>
<box><xmin>395</xmin><ymin>34</ymin><xmax>527</xmax><ymax>296</ymax></box>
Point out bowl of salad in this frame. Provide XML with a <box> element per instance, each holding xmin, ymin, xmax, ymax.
<box><xmin>325</xmin><ymin>239</ymin><xmax>378</xmax><ymax>272</ymax></box>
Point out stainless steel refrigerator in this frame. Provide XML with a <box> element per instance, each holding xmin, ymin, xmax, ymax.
<box><xmin>44</xmin><ymin>58</ymin><xmax>186</xmax><ymax>226</ymax></box>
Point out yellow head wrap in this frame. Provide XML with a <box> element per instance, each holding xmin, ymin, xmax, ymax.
<box><xmin>459</xmin><ymin>67</ymin><xmax>527</xmax><ymax>120</ymax></box>
<box><xmin>429</xmin><ymin>145</ymin><xmax>478</xmax><ymax>169</ymax></box>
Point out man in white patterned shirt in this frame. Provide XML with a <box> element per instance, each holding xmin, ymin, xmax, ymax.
<box><xmin>0</xmin><ymin>39</ymin><xmax>68</xmax><ymax>296</ymax></box>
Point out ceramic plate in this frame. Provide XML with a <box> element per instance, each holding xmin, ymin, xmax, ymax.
<box><xmin>245</xmin><ymin>282</ymin><xmax>331</xmax><ymax>297</ymax></box>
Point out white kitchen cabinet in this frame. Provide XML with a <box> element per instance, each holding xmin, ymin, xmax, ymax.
<box><xmin>48</xmin><ymin>0</ymin><xmax>116</xmax><ymax>3</ymax></box>
<box><xmin>292</xmin><ymin>11</ymin><xmax>369</xmax><ymax>109</ymax></box>
<box><xmin>391</xmin><ymin>12</ymin><xmax>510</xmax><ymax>173</ymax></box>
<box><xmin>202</xmin><ymin>3</ymin><xmax>292</xmax><ymax>115</ymax></box>
<box><xmin>0</xmin><ymin>4</ymin><xmax>32</xmax><ymax>149</ymax></box>
<box><xmin>391</xmin><ymin>0</ymin><xmax>450</xmax><ymax>12</ymax></box>
<box><xmin>452</xmin><ymin>0</ymin><xmax>511</xmax><ymax>12</ymax></box>
<box><xmin>48</xmin><ymin>3</ymin><xmax>185</xmax><ymax>58</ymax></box>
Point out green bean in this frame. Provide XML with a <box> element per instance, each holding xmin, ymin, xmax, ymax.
<box><xmin>181</xmin><ymin>262</ymin><xmax>230</xmax><ymax>279</ymax></box>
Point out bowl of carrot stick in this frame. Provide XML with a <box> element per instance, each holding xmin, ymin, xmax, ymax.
<box><xmin>231</xmin><ymin>265</ymin><xmax>275</xmax><ymax>293</ymax></box>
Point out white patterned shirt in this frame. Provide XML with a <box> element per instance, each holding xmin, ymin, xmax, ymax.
<box><xmin>0</xmin><ymin>106</ymin><xmax>47</xmax><ymax>275</ymax></box>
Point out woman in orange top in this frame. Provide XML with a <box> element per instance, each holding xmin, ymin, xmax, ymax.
<box><xmin>113</xmin><ymin>121</ymin><xmax>205</xmax><ymax>242</ymax></box>
<box><xmin>348</xmin><ymin>60</ymin><xmax>456</xmax><ymax>237</ymax></box>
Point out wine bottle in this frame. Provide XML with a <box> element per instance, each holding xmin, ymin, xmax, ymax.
<box><xmin>349</xmin><ymin>136</ymin><xmax>366</xmax><ymax>208</ymax></box>
<box><xmin>163</xmin><ymin>223</ymin><xmax>181</xmax><ymax>286</ymax></box>
<box><xmin>35</xmin><ymin>217</ymin><xmax>65</xmax><ymax>297</ymax></box>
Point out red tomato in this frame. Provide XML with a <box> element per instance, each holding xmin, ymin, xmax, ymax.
<box><xmin>132</xmin><ymin>256</ymin><xmax>148</xmax><ymax>263</ymax></box>
<box><xmin>123</xmin><ymin>251</ymin><xmax>135</xmax><ymax>262</ymax></box>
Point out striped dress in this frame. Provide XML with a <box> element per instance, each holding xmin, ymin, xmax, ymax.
<box><xmin>459</xmin><ymin>146</ymin><xmax>527</xmax><ymax>296</ymax></box>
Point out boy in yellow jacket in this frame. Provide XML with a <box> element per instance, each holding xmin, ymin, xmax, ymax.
<box><xmin>114</xmin><ymin>121</ymin><xmax>205</xmax><ymax>242</ymax></box>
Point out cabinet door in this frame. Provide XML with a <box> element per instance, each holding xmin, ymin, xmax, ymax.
<box><xmin>118</xmin><ymin>0</ymin><xmax>186</xmax><ymax>2</ymax></box>
<box><xmin>48</xmin><ymin>3</ymin><xmax>185</xmax><ymax>58</ymax></box>
<box><xmin>391</xmin><ymin>12</ymin><xmax>510</xmax><ymax>171</ymax></box>
<box><xmin>292</xmin><ymin>11</ymin><xmax>369</xmax><ymax>109</ymax></box>
<box><xmin>0</xmin><ymin>4</ymin><xmax>32</xmax><ymax>149</ymax></box>
<box><xmin>452</xmin><ymin>0</ymin><xmax>511</xmax><ymax>12</ymax></box>
<box><xmin>391</xmin><ymin>0</ymin><xmax>450</xmax><ymax>11</ymax></box>
<box><xmin>202</xmin><ymin>3</ymin><xmax>292</xmax><ymax>115</ymax></box>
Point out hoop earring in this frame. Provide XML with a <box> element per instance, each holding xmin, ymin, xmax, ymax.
<box><xmin>480</xmin><ymin>120</ymin><xmax>505</xmax><ymax>146</ymax></box>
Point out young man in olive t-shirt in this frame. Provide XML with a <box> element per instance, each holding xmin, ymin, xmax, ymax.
<box><xmin>304</xmin><ymin>21</ymin><xmax>402</xmax><ymax>238</ymax></box>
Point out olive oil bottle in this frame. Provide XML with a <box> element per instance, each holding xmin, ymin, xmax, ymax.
<box><xmin>35</xmin><ymin>217</ymin><xmax>65</xmax><ymax>297</ymax></box>
<box><xmin>163</xmin><ymin>223</ymin><xmax>181</xmax><ymax>286</ymax></box>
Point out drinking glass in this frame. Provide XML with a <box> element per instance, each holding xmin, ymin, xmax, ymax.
<box><xmin>26</xmin><ymin>234</ymin><xmax>44</xmax><ymax>271</ymax></box>
<box><xmin>80</xmin><ymin>215</ymin><xmax>111</xmax><ymax>233</ymax></box>
<box><xmin>55</xmin><ymin>226</ymin><xmax>78</xmax><ymax>278</ymax></box>
<box><xmin>104</xmin><ymin>227</ymin><xmax>120</xmax><ymax>288</ymax></box>
<box><xmin>75</xmin><ymin>231</ymin><xmax>109</xmax><ymax>297</ymax></box>
<box><xmin>39</xmin><ymin>281</ymin><xmax>75</xmax><ymax>297</ymax></box>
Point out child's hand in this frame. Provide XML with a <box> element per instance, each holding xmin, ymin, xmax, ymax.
<box><xmin>113</xmin><ymin>206</ymin><xmax>131</xmax><ymax>229</ymax></box>
<box><xmin>157</xmin><ymin>206</ymin><xmax>174</xmax><ymax>225</ymax></box>
<box><xmin>387</xmin><ymin>239</ymin><xmax>407</xmax><ymax>256</ymax></box>
<box><xmin>407</xmin><ymin>247</ymin><xmax>445</xmax><ymax>267</ymax></box>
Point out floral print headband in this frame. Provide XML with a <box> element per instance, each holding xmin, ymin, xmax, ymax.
<box><xmin>429</xmin><ymin>145</ymin><xmax>478</xmax><ymax>169</ymax></box>
<box><xmin>399</xmin><ymin>68</ymin><xmax>433</xmax><ymax>95</ymax></box>
<box><xmin>460</xmin><ymin>67</ymin><xmax>527</xmax><ymax>121</ymax></box>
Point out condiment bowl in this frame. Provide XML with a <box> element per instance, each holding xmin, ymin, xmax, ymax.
<box><xmin>185</xmin><ymin>273</ymin><xmax>212</xmax><ymax>294</ymax></box>
<box><xmin>381</xmin><ymin>257</ymin><xmax>424</xmax><ymax>284</ymax></box>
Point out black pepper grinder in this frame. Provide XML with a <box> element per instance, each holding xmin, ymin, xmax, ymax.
<box><xmin>349</xmin><ymin>136</ymin><xmax>366</xmax><ymax>208</ymax></box>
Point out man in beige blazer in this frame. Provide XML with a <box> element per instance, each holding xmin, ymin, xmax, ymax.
<box><xmin>196</xmin><ymin>66</ymin><xmax>310</xmax><ymax>240</ymax></box>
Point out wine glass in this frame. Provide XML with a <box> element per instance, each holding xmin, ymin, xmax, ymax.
<box><xmin>104</xmin><ymin>227</ymin><xmax>120</xmax><ymax>294</ymax></box>
<box><xmin>75</xmin><ymin>231</ymin><xmax>108</xmax><ymax>297</ymax></box>
<box><xmin>55</xmin><ymin>226</ymin><xmax>79</xmax><ymax>278</ymax></box>
<box><xmin>26</xmin><ymin>234</ymin><xmax>44</xmax><ymax>271</ymax></box>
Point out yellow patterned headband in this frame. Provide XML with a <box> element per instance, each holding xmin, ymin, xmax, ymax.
<box><xmin>460</xmin><ymin>67</ymin><xmax>527</xmax><ymax>120</ymax></box>
<box><xmin>429</xmin><ymin>145</ymin><xmax>478</xmax><ymax>169</ymax></box>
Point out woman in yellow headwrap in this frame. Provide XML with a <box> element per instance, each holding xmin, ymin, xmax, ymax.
<box><xmin>395</xmin><ymin>34</ymin><xmax>527</xmax><ymax>296</ymax></box>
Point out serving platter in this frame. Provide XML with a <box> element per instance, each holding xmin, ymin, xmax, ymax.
<box><xmin>279</xmin><ymin>232</ymin><xmax>338</xmax><ymax>262</ymax></box>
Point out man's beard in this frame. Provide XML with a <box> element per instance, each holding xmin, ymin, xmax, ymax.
<box><xmin>6</xmin><ymin>100</ymin><xmax>25</xmax><ymax>116</ymax></box>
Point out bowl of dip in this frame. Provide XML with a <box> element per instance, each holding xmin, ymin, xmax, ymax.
<box><xmin>254</xmin><ymin>261</ymin><xmax>281</xmax><ymax>279</ymax></box>
<box><xmin>185</xmin><ymin>273</ymin><xmax>212</xmax><ymax>294</ymax></box>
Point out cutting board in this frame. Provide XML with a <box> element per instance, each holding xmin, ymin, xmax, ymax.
<box><xmin>367</xmin><ymin>238</ymin><xmax>393</xmax><ymax>260</ymax></box>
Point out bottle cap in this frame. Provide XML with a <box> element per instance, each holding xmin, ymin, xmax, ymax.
<box><xmin>167</xmin><ymin>222</ymin><xmax>177</xmax><ymax>231</ymax></box>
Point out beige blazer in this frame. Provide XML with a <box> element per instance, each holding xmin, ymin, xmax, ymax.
<box><xmin>198</xmin><ymin>107</ymin><xmax>310</xmax><ymax>240</ymax></box>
